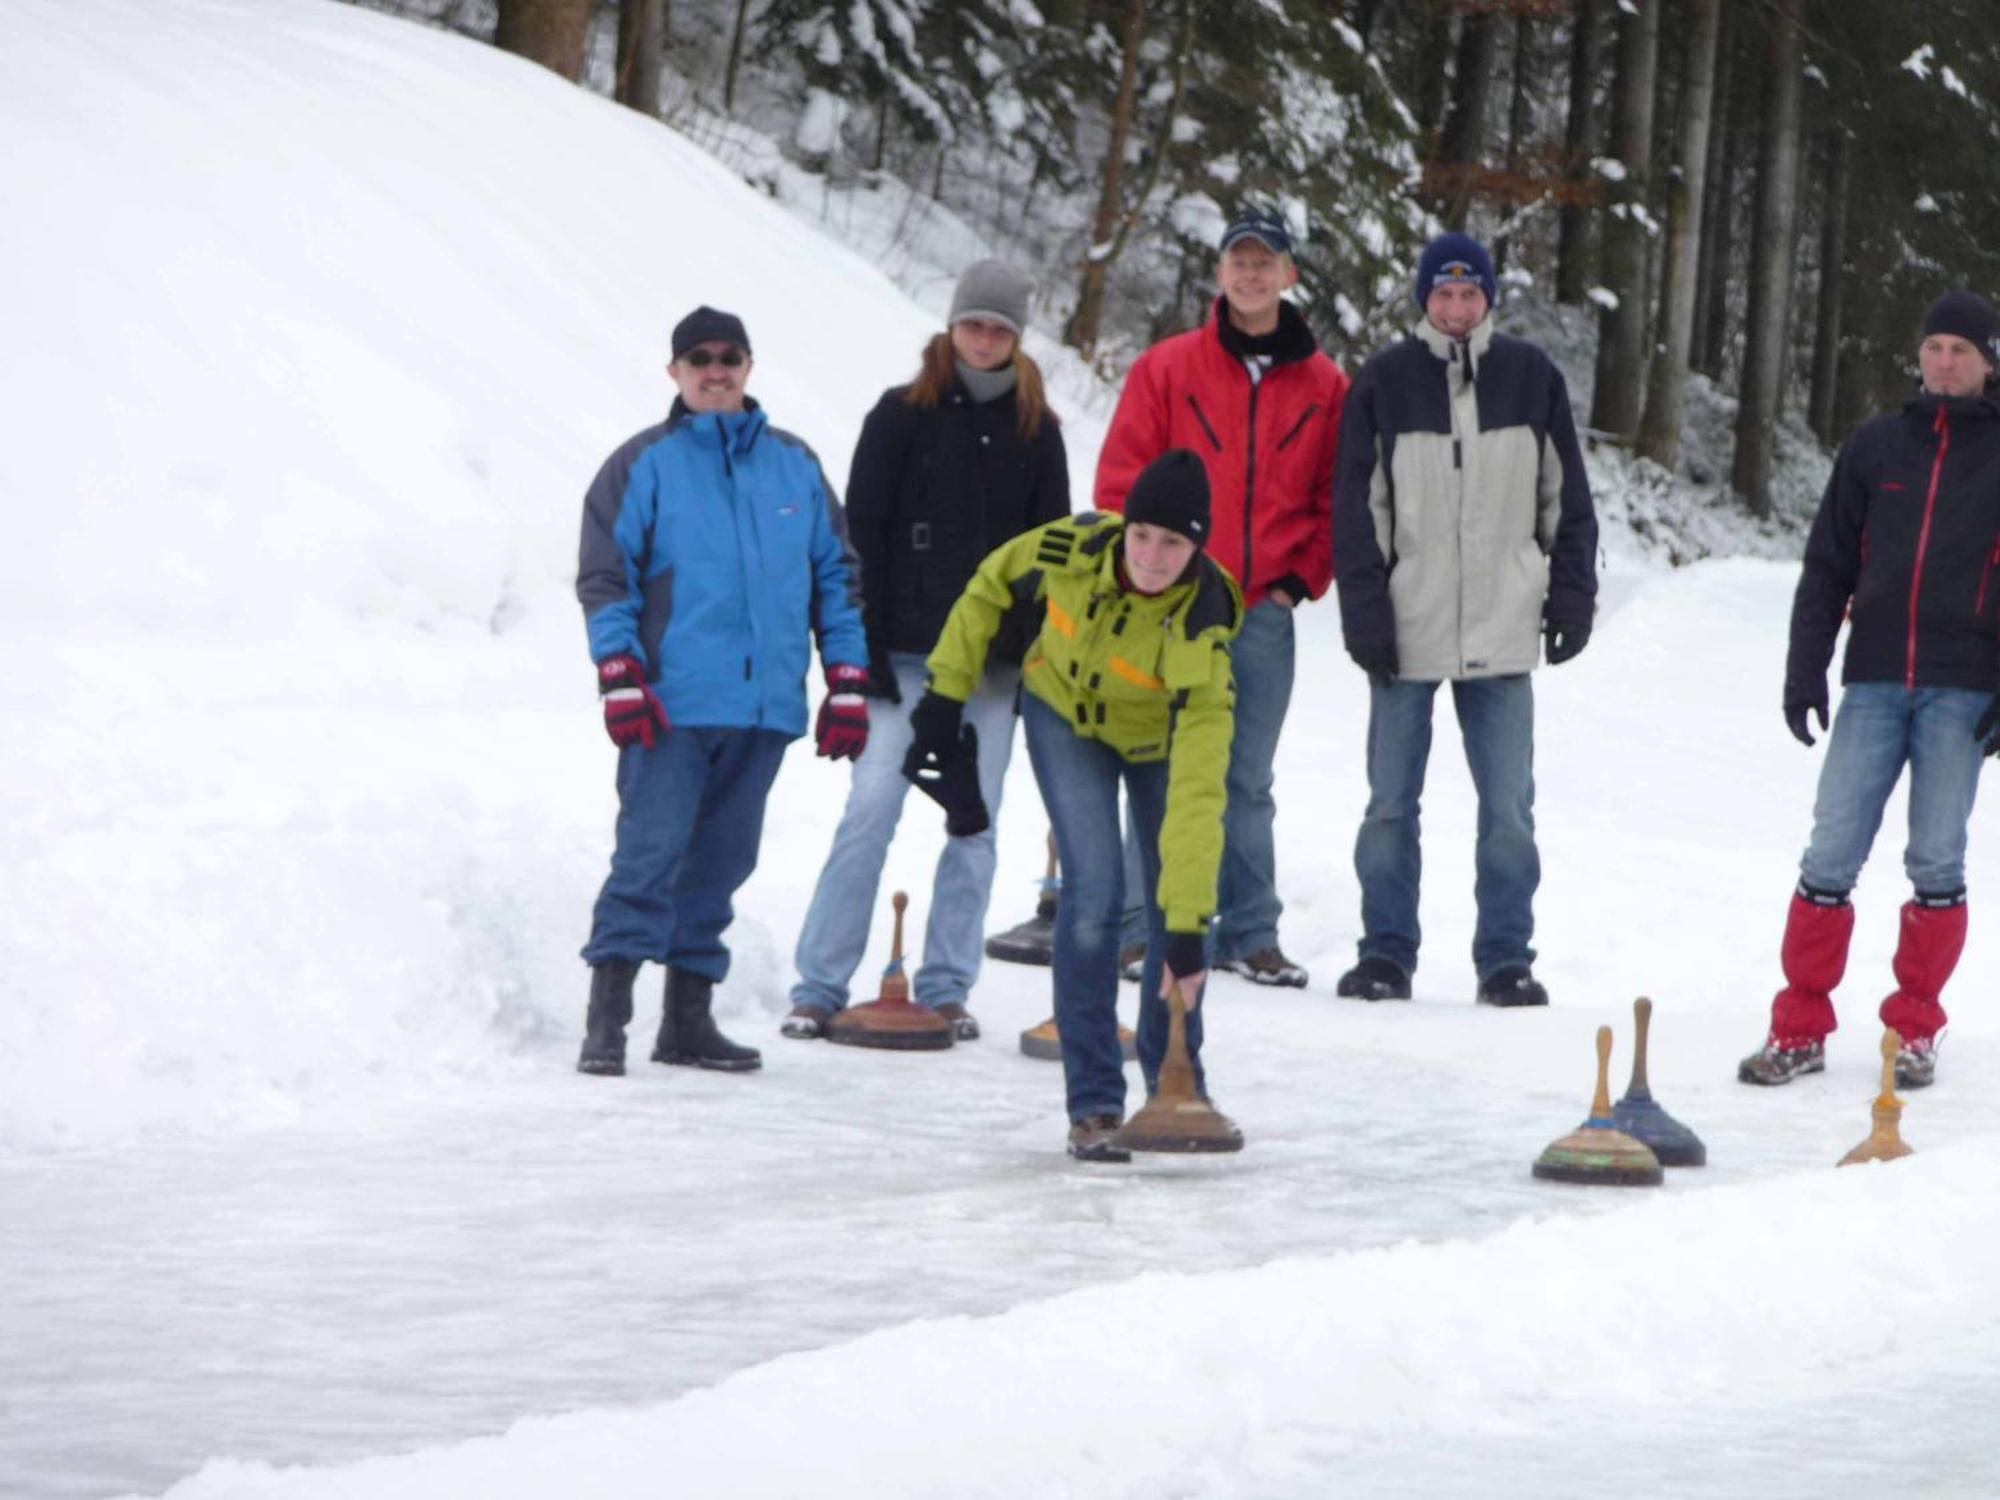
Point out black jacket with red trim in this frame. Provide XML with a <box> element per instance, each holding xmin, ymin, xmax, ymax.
<box><xmin>1789</xmin><ymin>386</ymin><xmax>2000</xmax><ymax>697</ymax></box>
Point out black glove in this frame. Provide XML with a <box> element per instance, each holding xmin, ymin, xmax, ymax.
<box><xmin>1784</xmin><ymin>674</ymin><xmax>1829</xmax><ymax>748</ymax></box>
<box><xmin>902</xmin><ymin>694</ymin><xmax>990</xmax><ymax>837</ymax></box>
<box><xmin>862</xmin><ymin>639</ymin><xmax>902</xmax><ymax>704</ymax></box>
<box><xmin>1544</xmin><ymin>615</ymin><xmax>1591</xmax><ymax>666</ymax></box>
<box><xmin>1976</xmin><ymin>698</ymin><xmax>2000</xmax><ymax>757</ymax></box>
<box><xmin>1347</xmin><ymin>634</ymin><xmax>1398</xmax><ymax>684</ymax></box>
<box><xmin>1162</xmin><ymin>932</ymin><xmax>1207</xmax><ymax>981</ymax></box>
<box><xmin>1269</xmin><ymin>573</ymin><xmax>1309</xmax><ymax>608</ymax></box>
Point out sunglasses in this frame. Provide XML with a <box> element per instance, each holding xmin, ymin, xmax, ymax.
<box><xmin>681</xmin><ymin>348</ymin><xmax>746</xmax><ymax>369</ymax></box>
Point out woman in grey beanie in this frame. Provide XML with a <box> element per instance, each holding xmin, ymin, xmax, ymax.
<box><xmin>784</xmin><ymin>261</ymin><xmax>1071</xmax><ymax>1042</ymax></box>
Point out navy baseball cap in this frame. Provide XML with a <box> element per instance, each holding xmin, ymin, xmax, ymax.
<box><xmin>1219</xmin><ymin>209</ymin><xmax>1292</xmax><ymax>256</ymax></box>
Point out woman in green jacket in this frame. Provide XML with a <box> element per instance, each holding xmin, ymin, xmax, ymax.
<box><xmin>907</xmin><ymin>450</ymin><xmax>1242</xmax><ymax>1160</ymax></box>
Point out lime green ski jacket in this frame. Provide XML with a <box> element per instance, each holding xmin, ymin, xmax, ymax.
<box><xmin>926</xmin><ymin>513</ymin><xmax>1242</xmax><ymax>933</ymax></box>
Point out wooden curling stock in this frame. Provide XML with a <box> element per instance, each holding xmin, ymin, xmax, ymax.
<box><xmin>1532</xmin><ymin>1024</ymin><xmax>1664</xmax><ymax>1187</ymax></box>
<box><xmin>1106</xmin><ymin>980</ymin><xmax>1243</xmax><ymax>1155</ymax></box>
<box><xmin>826</xmin><ymin>891</ymin><xmax>955</xmax><ymax>1051</ymax></box>
<box><xmin>1839</xmin><ymin>1030</ymin><xmax>1915</xmax><ymax>1167</ymax></box>
<box><xmin>1611</xmin><ymin>997</ymin><xmax>1707</xmax><ymax>1168</ymax></box>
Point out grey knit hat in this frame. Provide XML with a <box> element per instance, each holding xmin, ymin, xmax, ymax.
<box><xmin>949</xmin><ymin>259</ymin><xmax>1034</xmax><ymax>335</ymax></box>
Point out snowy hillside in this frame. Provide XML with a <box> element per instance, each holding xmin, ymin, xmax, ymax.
<box><xmin>3</xmin><ymin>3</ymin><xmax>1997</xmax><ymax>1499</ymax></box>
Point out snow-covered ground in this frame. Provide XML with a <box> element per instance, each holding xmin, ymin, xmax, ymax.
<box><xmin>3</xmin><ymin>3</ymin><xmax>1996</xmax><ymax>1498</ymax></box>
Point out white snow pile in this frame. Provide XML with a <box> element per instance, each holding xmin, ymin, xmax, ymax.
<box><xmin>0</xmin><ymin>0</ymin><xmax>1041</xmax><ymax>1148</ymax></box>
<box><xmin>131</xmin><ymin>1144</ymin><xmax>2000</xmax><ymax>1498</ymax></box>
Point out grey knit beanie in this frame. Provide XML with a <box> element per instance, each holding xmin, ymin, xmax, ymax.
<box><xmin>949</xmin><ymin>259</ymin><xmax>1034</xmax><ymax>335</ymax></box>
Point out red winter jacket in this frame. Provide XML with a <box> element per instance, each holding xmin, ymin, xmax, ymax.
<box><xmin>1095</xmin><ymin>299</ymin><xmax>1349</xmax><ymax>607</ymax></box>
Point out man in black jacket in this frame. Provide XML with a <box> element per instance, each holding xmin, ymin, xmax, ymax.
<box><xmin>1742</xmin><ymin>291</ymin><xmax>2000</xmax><ymax>1090</ymax></box>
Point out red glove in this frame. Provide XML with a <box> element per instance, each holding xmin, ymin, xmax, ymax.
<box><xmin>815</xmin><ymin>664</ymin><xmax>870</xmax><ymax>760</ymax></box>
<box><xmin>597</xmin><ymin>654</ymin><xmax>669</xmax><ymax>749</ymax></box>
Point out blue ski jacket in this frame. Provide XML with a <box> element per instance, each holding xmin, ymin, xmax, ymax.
<box><xmin>577</xmin><ymin>398</ymin><xmax>868</xmax><ymax>739</ymax></box>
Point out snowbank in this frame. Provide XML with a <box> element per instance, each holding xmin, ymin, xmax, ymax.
<box><xmin>131</xmin><ymin>1142</ymin><xmax>2000</xmax><ymax>1498</ymax></box>
<box><xmin>0</xmin><ymin>0</ymin><xmax>1084</xmax><ymax>1147</ymax></box>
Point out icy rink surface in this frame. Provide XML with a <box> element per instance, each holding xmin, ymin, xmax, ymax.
<box><xmin>5</xmin><ymin>2</ymin><xmax>2000</xmax><ymax>1497</ymax></box>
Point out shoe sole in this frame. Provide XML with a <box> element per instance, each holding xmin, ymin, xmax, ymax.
<box><xmin>576</xmin><ymin>1059</ymin><xmax>625</xmax><ymax>1076</ymax></box>
<box><xmin>1336</xmin><ymin>985</ymin><xmax>1410</xmax><ymax>1002</ymax></box>
<box><xmin>1067</xmin><ymin>1143</ymin><xmax>1133</xmax><ymax>1164</ymax></box>
<box><xmin>1894</xmin><ymin>1069</ymin><xmax>1934</xmax><ymax>1090</ymax></box>
<box><xmin>652</xmin><ymin>1052</ymin><xmax>763</xmax><ymax>1072</ymax></box>
<box><xmin>1737</xmin><ymin>1058</ymin><xmax>1824</xmax><ymax>1086</ymax></box>
<box><xmin>1478</xmin><ymin>995</ymin><xmax>1548</xmax><ymax>1008</ymax></box>
<box><xmin>1221</xmin><ymin>965</ymin><xmax>1308</xmax><ymax>988</ymax></box>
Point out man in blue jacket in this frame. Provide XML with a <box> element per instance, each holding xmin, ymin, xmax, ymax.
<box><xmin>1332</xmin><ymin>234</ymin><xmax>1598</xmax><ymax>1008</ymax></box>
<box><xmin>575</xmin><ymin>305</ymin><xmax>871</xmax><ymax>1077</ymax></box>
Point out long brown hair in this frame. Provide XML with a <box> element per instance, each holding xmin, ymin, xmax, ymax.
<box><xmin>904</xmin><ymin>331</ymin><xmax>1054</xmax><ymax>441</ymax></box>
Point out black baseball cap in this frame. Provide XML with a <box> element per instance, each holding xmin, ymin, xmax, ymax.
<box><xmin>1219</xmin><ymin>209</ymin><xmax>1292</xmax><ymax>256</ymax></box>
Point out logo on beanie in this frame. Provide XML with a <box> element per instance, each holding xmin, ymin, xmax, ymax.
<box><xmin>1434</xmin><ymin>260</ymin><xmax>1478</xmax><ymax>287</ymax></box>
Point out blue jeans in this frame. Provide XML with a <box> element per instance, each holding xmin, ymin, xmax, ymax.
<box><xmin>1121</xmin><ymin>598</ymin><xmax>1295</xmax><ymax>953</ymax></box>
<box><xmin>582</xmin><ymin>726</ymin><xmax>790</xmax><ymax>979</ymax></box>
<box><xmin>1800</xmin><ymin>683</ymin><xmax>1987</xmax><ymax>895</ymax></box>
<box><xmin>1023</xmin><ymin>694</ymin><xmax>1208</xmax><ymax>1122</ymax></box>
<box><xmin>1353</xmin><ymin>674</ymin><xmax>1538</xmax><ymax>981</ymax></box>
<box><xmin>791</xmin><ymin>653</ymin><xmax>1018</xmax><ymax>1012</ymax></box>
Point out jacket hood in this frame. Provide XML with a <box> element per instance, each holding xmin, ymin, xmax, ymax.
<box><xmin>668</xmin><ymin>395</ymin><xmax>768</xmax><ymax>452</ymax></box>
<box><xmin>1901</xmin><ymin>384</ymin><xmax>2000</xmax><ymax>429</ymax></box>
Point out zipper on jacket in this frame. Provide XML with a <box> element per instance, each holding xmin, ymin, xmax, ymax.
<box><xmin>1979</xmin><ymin>538</ymin><xmax>2000</xmax><ymax>617</ymax></box>
<box><xmin>1243</xmin><ymin>379</ymin><xmax>1262</xmax><ymax>591</ymax></box>
<box><xmin>1907</xmin><ymin>403</ymin><xmax>1951</xmax><ymax>689</ymax></box>
<box><xmin>1186</xmin><ymin>395</ymin><xmax>1223</xmax><ymax>453</ymax></box>
<box><xmin>1274</xmin><ymin>404</ymin><xmax>1319</xmax><ymax>453</ymax></box>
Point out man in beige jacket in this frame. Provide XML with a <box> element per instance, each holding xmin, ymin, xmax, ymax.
<box><xmin>1330</xmin><ymin>233</ymin><xmax>1598</xmax><ymax>1007</ymax></box>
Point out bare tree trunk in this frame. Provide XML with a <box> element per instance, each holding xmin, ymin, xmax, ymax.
<box><xmin>1588</xmin><ymin>0</ymin><xmax>1661</xmax><ymax>440</ymax></box>
<box><xmin>1494</xmin><ymin>15</ymin><xmax>1535</xmax><ymax>276</ymax></box>
<box><xmin>1807</xmin><ymin>131</ymin><xmax>1849</xmax><ymax>444</ymax></box>
<box><xmin>1689</xmin><ymin>0</ymin><xmax>1735</xmax><ymax>377</ymax></box>
<box><xmin>615</xmin><ymin>0</ymin><xmax>664</xmax><ymax>115</ymax></box>
<box><xmin>1731</xmin><ymin>0</ymin><xmax>1807</xmax><ymax>518</ymax></box>
<box><xmin>1063</xmin><ymin>0</ymin><xmax>1149</xmax><ymax>359</ymax></box>
<box><xmin>1431</xmin><ymin>8</ymin><xmax>1500</xmax><ymax>230</ymax></box>
<box><xmin>1635</xmin><ymin>0</ymin><xmax>1722</xmax><ymax>468</ymax></box>
<box><xmin>723</xmin><ymin>0</ymin><xmax>752</xmax><ymax>114</ymax></box>
<box><xmin>1556</xmin><ymin>0</ymin><xmax>1600</xmax><ymax>305</ymax></box>
<box><xmin>1411</xmin><ymin>1</ymin><xmax>1454</xmax><ymax>147</ymax></box>
<box><xmin>495</xmin><ymin>0</ymin><xmax>592</xmax><ymax>81</ymax></box>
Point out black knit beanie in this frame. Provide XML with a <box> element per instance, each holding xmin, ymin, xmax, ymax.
<box><xmin>1921</xmin><ymin>291</ymin><xmax>2000</xmax><ymax>368</ymax></box>
<box><xmin>1124</xmin><ymin>449</ymin><xmax>1211</xmax><ymax>546</ymax></box>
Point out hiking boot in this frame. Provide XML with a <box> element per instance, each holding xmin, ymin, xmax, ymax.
<box><xmin>1335</xmin><ymin>955</ymin><xmax>1411</xmax><ymax>1002</ymax></box>
<box><xmin>1894</xmin><ymin>1036</ymin><xmax>1938</xmax><ymax>1090</ymax></box>
<box><xmin>1737</xmin><ymin>1035</ymin><xmax>1826</xmax><ymax>1086</ymax></box>
<box><xmin>780</xmin><ymin>1003</ymin><xmax>831</xmax><ymax>1040</ymax></box>
<box><xmin>577</xmin><ymin>961</ymin><xmax>638</xmax><ymax>1075</ymax></box>
<box><xmin>1477</xmin><ymin>964</ymin><xmax>1548</xmax><ymax>1008</ymax></box>
<box><xmin>1118</xmin><ymin>944</ymin><xmax>1145</xmax><ymax>984</ymax></box>
<box><xmin>652</xmin><ymin>968</ymin><xmax>762</xmax><ymax>1072</ymax></box>
<box><xmin>1218</xmin><ymin>947</ymin><xmax>1308</xmax><ymax>988</ymax></box>
<box><xmin>933</xmin><ymin>1001</ymin><xmax>981</xmax><ymax>1041</ymax></box>
<box><xmin>1066</xmin><ymin>1114</ymin><xmax>1132</xmax><ymax>1164</ymax></box>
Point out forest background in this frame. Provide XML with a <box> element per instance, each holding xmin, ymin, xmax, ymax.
<box><xmin>348</xmin><ymin>0</ymin><xmax>1999</xmax><ymax>522</ymax></box>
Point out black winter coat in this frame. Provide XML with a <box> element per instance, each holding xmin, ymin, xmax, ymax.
<box><xmin>847</xmin><ymin>380</ymin><xmax>1070</xmax><ymax>665</ymax></box>
<box><xmin>1790</xmin><ymin>388</ymin><xmax>2000</xmax><ymax>697</ymax></box>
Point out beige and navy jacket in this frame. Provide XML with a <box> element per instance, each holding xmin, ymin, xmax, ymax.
<box><xmin>1332</xmin><ymin>318</ymin><xmax>1597</xmax><ymax>681</ymax></box>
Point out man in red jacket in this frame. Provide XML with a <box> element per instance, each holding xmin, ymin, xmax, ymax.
<box><xmin>1094</xmin><ymin>209</ymin><xmax>1350</xmax><ymax>985</ymax></box>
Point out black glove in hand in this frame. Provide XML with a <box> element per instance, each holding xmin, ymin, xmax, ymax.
<box><xmin>1976</xmin><ymin>697</ymin><xmax>2000</xmax><ymax>757</ymax></box>
<box><xmin>1347</xmin><ymin>635</ymin><xmax>1397</xmax><ymax>685</ymax></box>
<box><xmin>902</xmin><ymin>693</ymin><xmax>990</xmax><ymax>836</ymax></box>
<box><xmin>1784</xmin><ymin>676</ymin><xmax>1829</xmax><ymax>748</ymax></box>
<box><xmin>1544</xmin><ymin>616</ymin><xmax>1591</xmax><ymax>666</ymax></box>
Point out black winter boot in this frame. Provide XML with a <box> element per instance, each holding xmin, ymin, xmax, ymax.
<box><xmin>652</xmin><ymin>967</ymin><xmax>762</xmax><ymax>1072</ymax></box>
<box><xmin>578</xmin><ymin>961</ymin><xmax>638</xmax><ymax>1076</ymax></box>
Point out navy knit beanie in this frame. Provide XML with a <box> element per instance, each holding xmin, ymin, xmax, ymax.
<box><xmin>1413</xmin><ymin>233</ymin><xmax>1497</xmax><ymax>312</ymax></box>
<box><xmin>1921</xmin><ymin>291</ymin><xmax>2000</xmax><ymax>368</ymax></box>
<box><xmin>1124</xmin><ymin>449</ymin><xmax>1211</xmax><ymax>547</ymax></box>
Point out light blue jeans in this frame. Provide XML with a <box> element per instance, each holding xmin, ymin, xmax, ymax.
<box><xmin>790</xmin><ymin>653</ymin><xmax>1018</xmax><ymax>1012</ymax></box>
<box><xmin>1353</xmin><ymin>673</ymin><xmax>1538</xmax><ymax>981</ymax></box>
<box><xmin>1800</xmin><ymin>683</ymin><xmax>1987</xmax><ymax>895</ymax></box>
